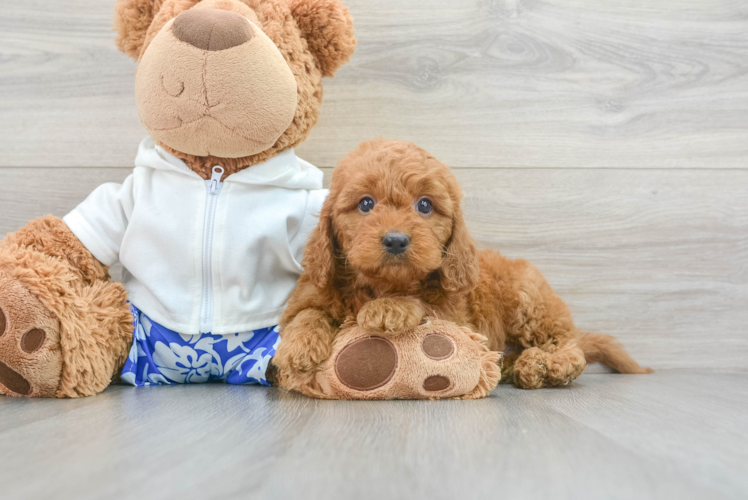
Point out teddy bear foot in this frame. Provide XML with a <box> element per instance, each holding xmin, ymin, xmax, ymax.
<box><xmin>0</xmin><ymin>271</ymin><xmax>64</xmax><ymax>397</ymax></box>
<box><xmin>313</xmin><ymin>319</ymin><xmax>501</xmax><ymax>400</ymax></box>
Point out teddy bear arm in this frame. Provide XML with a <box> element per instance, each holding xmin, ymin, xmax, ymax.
<box><xmin>2</xmin><ymin>215</ymin><xmax>110</xmax><ymax>284</ymax></box>
<box><xmin>0</xmin><ymin>215</ymin><xmax>132</xmax><ymax>398</ymax></box>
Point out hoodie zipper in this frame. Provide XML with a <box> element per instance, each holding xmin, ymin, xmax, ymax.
<box><xmin>199</xmin><ymin>166</ymin><xmax>225</xmax><ymax>333</ymax></box>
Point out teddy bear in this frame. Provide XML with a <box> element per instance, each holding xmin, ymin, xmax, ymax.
<box><xmin>0</xmin><ymin>0</ymin><xmax>357</xmax><ymax>397</ymax></box>
<box><xmin>0</xmin><ymin>0</ymin><xmax>498</xmax><ymax>400</ymax></box>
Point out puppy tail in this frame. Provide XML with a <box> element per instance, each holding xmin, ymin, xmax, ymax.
<box><xmin>577</xmin><ymin>332</ymin><xmax>653</xmax><ymax>374</ymax></box>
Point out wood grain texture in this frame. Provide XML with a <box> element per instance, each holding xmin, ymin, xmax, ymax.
<box><xmin>1</xmin><ymin>167</ymin><xmax>746</xmax><ymax>371</ymax></box>
<box><xmin>0</xmin><ymin>0</ymin><xmax>144</xmax><ymax>167</ymax></box>
<box><xmin>300</xmin><ymin>0</ymin><xmax>748</xmax><ymax>169</ymax></box>
<box><xmin>1</xmin><ymin>0</ymin><xmax>748</xmax><ymax>168</ymax></box>
<box><xmin>0</xmin><ymin>371</ymin><xmax>744</xmax><ymax>499</ymax></box>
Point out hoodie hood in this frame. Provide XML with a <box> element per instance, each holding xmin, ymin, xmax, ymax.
<box><xmin>134</xmin><ymin>137</ymin><xmax>324</xmax><ymax>190</ymax></box>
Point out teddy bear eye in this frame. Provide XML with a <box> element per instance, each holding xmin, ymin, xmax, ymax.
<box><xmin>416</xmin><ymin>198</ymin><xmax>433</xmax><ymax>215</ymax></box>
<box><xmin>359</xmin><ymin>197</ymin><xmax>376</xmax><ymax>213</ymax></box>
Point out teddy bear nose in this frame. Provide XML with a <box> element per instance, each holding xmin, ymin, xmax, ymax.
<box><xmin>172</xmin><ymin>8</ymin><xmax>253</xmax><ymax>51</ymax></box>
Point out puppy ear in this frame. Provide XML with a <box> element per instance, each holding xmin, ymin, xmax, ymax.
<box><xmin>440</xmin><ymin>203</ymin><xmax>480</xmax><ymax>294</ymax></box>
<box><xmin>302</xmin><ymin>197</ymin><xmax>337</xmax><ymax>289</ymax></box>
<box><xmin>114</xmin><ymin>0</ymin><xmax>163</xmax><ymax>59</ymax></box>
<box><xmin>289</xmin><ymin>0</ymin><xmax>357</xmax><ymax>77</ymax></box>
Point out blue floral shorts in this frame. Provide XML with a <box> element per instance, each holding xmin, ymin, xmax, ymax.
<box><xmin>121</xmin><ymin>304</ymin><xmax>280</xmax><ymax>387</ymax></box>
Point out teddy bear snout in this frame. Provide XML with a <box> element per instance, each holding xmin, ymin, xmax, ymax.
<box><xmin>173</xmin><ymin>8</ymin><xmax>253</xmax><ymax>52</ymax></box>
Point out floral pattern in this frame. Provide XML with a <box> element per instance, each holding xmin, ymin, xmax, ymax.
<box><xmin>121</xmin><ymin>304</ymin><xmax>280</xmax><ymax>386</ymax></box>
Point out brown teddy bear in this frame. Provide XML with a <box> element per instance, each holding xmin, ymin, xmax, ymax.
<box><xmin>0</xmin><ymin>0</ymin><xmax>498</xmax><ymax>400</ymax></box>
<box><xmin>0</xmin><ymin>0</ymin><xmax>356</xmax><ymax>397</ymax></box>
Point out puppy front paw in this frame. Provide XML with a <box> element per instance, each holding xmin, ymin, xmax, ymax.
<box><xmin>274</xmin><ymin>326</ymin><xmax>333</xmax><ymax>374</ymax></box>
<box><xmin>357</xmin><ymin>298</ymin><xmax>425</xmax><ymax>336</ymax></box>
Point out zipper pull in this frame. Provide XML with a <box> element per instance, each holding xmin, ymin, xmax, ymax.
<box><xmin>209</xmin><ymin>166</ymin><xmax>224</xmax><ymax>194</ymax></box>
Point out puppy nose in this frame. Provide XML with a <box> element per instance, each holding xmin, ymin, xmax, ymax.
<box><xmin>382</xmin><ymin>232</ymin><xmax>410</xmax><ymax>255</ymax></box>
<box><xmin>173</xmin><ymin>9</ymin><xmax>253</xmax><ymax>51</ymax></box>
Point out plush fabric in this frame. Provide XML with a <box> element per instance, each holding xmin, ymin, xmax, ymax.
<box><xmin>289</xmin><ymin>0</ymin><xmax>356</xmax><ymax>77</ymax></box>
<box><xmin>0</xmin><ymin>270</ymin><xmax>63</xmax><ymax>397</ymax></box>
<box><xmin>135</xmin><ymin>14</ymin><xmax>298</xmax><ymax>158</ymax></box>
<box><xmin>114</xmin><ymin>0</ymin><xmax>168</xmax><ymax>59</ymax></box>
<box><xmin>0</xmin><ymin>217</ymin><xmax>133</xmax><ymax>398</ymax></box>
<box><xmin>2</xmin><ymin>216</ymin><xmax>110</xmax><ymax>284</ymax></box>
<box><xmin>172</xmin><ymin>8</ymin><xmax>254</xmax><ymax>51</ymax></box>
<box><xmin>116</xmin><ymin>0</ymin><xmax>357</xmax><ymax>178</ymax></box>
<box><xmin>0</xmin><ymin>0</ymin><xmax>355</xmax><ymax>398</ymax></box>
<box><xmin>310</xmin><ymin>320</ymin><xmax>501</xmax><ymax>400</ymax></box>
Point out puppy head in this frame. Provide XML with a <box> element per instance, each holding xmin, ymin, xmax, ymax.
<box><xmin>305</xmin><ymin>139</ymin><xmax>479</xmax><ymax>293</ymax></box>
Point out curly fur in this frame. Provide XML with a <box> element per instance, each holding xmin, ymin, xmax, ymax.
<box><xmin>277</xmin><ymin>139</ymin><xmax>652</xmax><ymax>390</ymax></box>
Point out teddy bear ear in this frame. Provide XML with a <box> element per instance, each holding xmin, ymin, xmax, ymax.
<box><xmin>114</xmin><ymin>0</ymin><xmax>164</xmax><ymax>59</ymax></box>
<box><xmin>289</xmin><ymin>0</ymin><xmax>357</xmax><ymax>77</ymax></box>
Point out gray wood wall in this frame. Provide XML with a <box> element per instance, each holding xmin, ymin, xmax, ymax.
<box><xmin>1</xmin><ymin>0</ymin><xmax>746</xmax><ymax>371</ymax></box>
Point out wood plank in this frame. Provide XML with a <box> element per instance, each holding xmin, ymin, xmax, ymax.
<box><xmin>0</xmin><ymin>372</ymin><xmax>742</xmax><ymax>499</ymax></box>
<box><xmin>1</xmin><ymin>167</ymin><xmax>746</xmax><ymax>370</ymax></box>
<box><xmin>0</xmin><ymin>1</ymin><xmax>146</xmax><ymax>167</ymax></box>
<box><xmin>1</xmin><ymin>0</ymin><xmax>747</xmax><ymax>168</ymax></box>
<box><xmin>301</xmin><ymin>0</ymin><xmax>748</xmax><ymax>169</ymax></box>
<box><xmin>0</xmin><ymin>168</ymin><xmax>133</xmax><ymax>235</ymax></box>
<box><xmin>542</xmin><ymin>371</ymin><xmax>748</xmax><ymax>498</ymax></box>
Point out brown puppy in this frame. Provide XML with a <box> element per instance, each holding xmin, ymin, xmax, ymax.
<box><xmin>274</xmin><ymin>139</ymin><xmax>652</xmax><ymax>390</ymax></box>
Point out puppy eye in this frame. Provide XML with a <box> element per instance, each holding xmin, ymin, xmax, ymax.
<box><xmin>359</xmin><ymin>196</ymin><xmax>376</xmax><ymax>213</ymax></box>
<box><xmin>416</xmin><ymin>197</ymin><xmax>433</xmax><ymax>215</ymax></box>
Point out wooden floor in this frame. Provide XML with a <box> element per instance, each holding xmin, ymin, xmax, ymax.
<box><xmin>0</xmin><ymin>370</ymin><xmax>745</xmax><ymax>500</ymax></box>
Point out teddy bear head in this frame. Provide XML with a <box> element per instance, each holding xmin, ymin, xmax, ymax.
<box><xmin>114</xmin><ymin>0</ymin><xmax>356</xmax><ymax>177</ymax></box>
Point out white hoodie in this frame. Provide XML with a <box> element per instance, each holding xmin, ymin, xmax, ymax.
<box><xmin>63</xmin><ymin>137</ymin><xmax>327</xmax><ymax>335</ymax></box>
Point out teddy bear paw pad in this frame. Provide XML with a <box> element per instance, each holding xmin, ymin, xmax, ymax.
<box><xmin>423</xmin><ymin>374</ymin><xmax>451</xmax><ymax>392</ymax></box>
<box><xmin>0</xmin><ymin>308</ymin><xmax>40</xmax><ymax>396</ymax></box>
<box><xmin>335</xmin><ymin>337</ymin><xmax>398</xmax><ymax>391</ymax></box>
<box><xmin>421</xmin><ymin>333</ymin><xmax>454</xmax><ymax>360</ymax></box>
<box><xmin>0</xmin><ymin>272</ymin><xmax>63</xmax><ymax>397</ymax></box>
<box><xmin>314</xmin><ymin>319</ymin><xmax>493</xmax><ymax>400</ymax></box>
